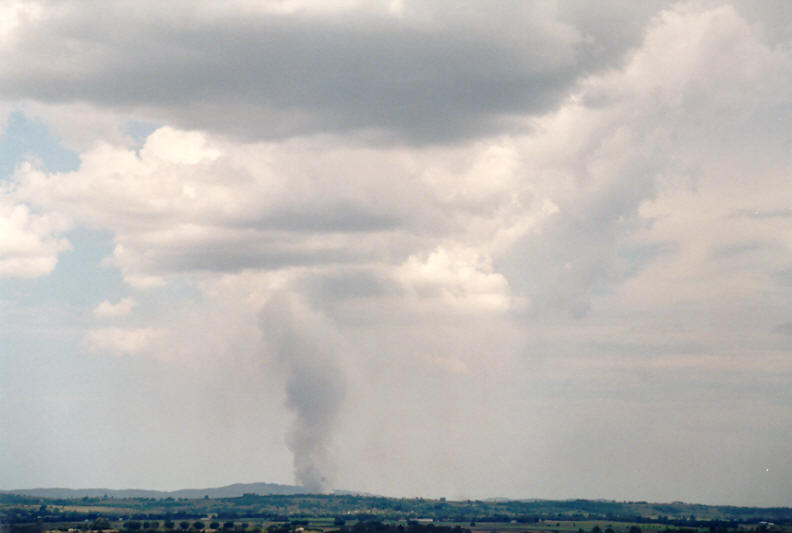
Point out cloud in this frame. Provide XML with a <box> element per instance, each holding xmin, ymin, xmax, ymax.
<box><xmin>730</xmin><ymin>208</ymin><xmax>792</xmax><ymax>220</ymax></box>
<box><xmin>13</xmin><ymin>128</ymin><xmax>394</xmax><ymax>283</ymax></box>
<box><xmin>9</xmin><ymin>2</ymin><xmax>792</xmax><ymax>320</ymax></box>
<box><xmin>93</xmin><ymin>297</ymin><xmax>136</xmax><ymax>318</ymax></box>
<box><xmin>0</xmin><ymin>1</ymin><xmax>662</xmax><ymax>143</ymax></box>
<box><xmin>9</xmin><ymin>4</ymin><xmax>792</xmax><ymax>319</ymax></box>
<box><xmin>0</xmin><ymin>193</ymin><xmax>71</xmax><ymax>278</ymax></box>
<box><xmin>494</xmin><ymin>2</ymin><xmax>792</xmax><ymax>316</ymax></box>
<box><xmin>10</xmin><ymin>125</ymin><xmax>530</xmax><ymax>291</ymax></box>
<box><xmin>85</xmin><ymin>327</ymin><xmax>164</xmax><ymax>355</ymax></box>
<box><xmin>0</xmin><ymin>1</ymin><xmax>42</xmax><ymax>44</ymax></box>
<box><xmin>396</xmin><ymin>245</ymin><xmax>512</xmax><ymax>312</ymax></box>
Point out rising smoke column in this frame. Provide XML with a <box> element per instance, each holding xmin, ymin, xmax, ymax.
<box><xmin>259</xmin><ymin>294</ymin><xmax>346</xmax><ymax>493</ymax></box>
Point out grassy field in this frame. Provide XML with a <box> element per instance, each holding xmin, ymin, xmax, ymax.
<box><xmin>20</xmin><ymin>519</ymin><xmax>792</xmax><ymax>533</ymax></box>
<box><xmin>3</xmin><ymin>493</ymin><xmax>790</xmax><ymax>533</ymax></box>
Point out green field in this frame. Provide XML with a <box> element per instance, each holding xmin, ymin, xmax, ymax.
<box><xmin>2</xmin><ymin>493</ymin><xmax>790</xmax><ymax>533</ymax></box>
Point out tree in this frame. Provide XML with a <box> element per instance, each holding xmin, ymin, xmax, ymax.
<box><xmin>92</xmin><ymin>518</ymin><xmax>111</xmax><ymax>531</ymax></box>
<box><xmin>10</xmin><ymin>525</ymin><xmax>42</xmax><ymax>533</ymax></box>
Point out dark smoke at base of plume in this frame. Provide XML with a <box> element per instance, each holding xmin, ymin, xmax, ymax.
<box><xmin>259</xmin><ymin>294</ymin><xmax>345</xmax><ymax>493</ymax></box>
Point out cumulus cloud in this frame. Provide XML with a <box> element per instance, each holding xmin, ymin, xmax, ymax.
<box><xmin>12</xmin><ymin>128</ymin><xmax>418</xmax><ymax>285</ymax></box>
<box><xmin>494</xmin><ymin>2</ymin><xmax>792</xmax><ymax>316</ymax></box>
<box><xmin>8</xmin><ymin>2</ymin><xmax>792</xmax><ymax>324</ymax></box>
<box><xmin>0</xmin><ymin>193</ymin><xmax>70</xmax><ymax>278</ymax></box>
<box><xmin>10</xmin><ymin>4</ymin><xmax>792</xmax><ymax>320</ymax></box>
<box><xmin>8</xmin><ymin>125</ymin><xmax>531</xmax><ymax>297</ymax></box>
<box><xmin>93</xmin><ymin>297</ymin><xmax>136</xmax><ymax>318</ymax></box>
<box><xmin>396</xmin><ymin>245</ymin><xmax>512</xmax><ymax>312</ymax></box>
<box><xmin>0</xmin><ymin>1</ymin><xmax>42</xmax><ymax>44</ymax></box>
<box><xmin>85</xmin><ymin>327</ymin><xmax>164</xmax><ymax>355</ymax></box>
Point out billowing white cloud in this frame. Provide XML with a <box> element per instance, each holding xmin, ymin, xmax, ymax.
<box><xmin>0</xmin><ymin>1</ymin><xmax>42</xmax><ymax>44</ymax></box>
<box><xmin>85</xmin><ymin>327</ymin><xmax>164</xmax><ymax>355</ymax></box>
<box><xmin>93</xmin><ymin>297</ymin><xmax>136</xmax><ymax>318</ymax></box>
<box><xmin>0</xmin><ymin>193</ymin><xmax>70</xmax><ymax>278</ymax></box>
<box><xmin>396</xmin><ymin>246</ymin><xmax>512</xmax><ymax>312</ymax></box>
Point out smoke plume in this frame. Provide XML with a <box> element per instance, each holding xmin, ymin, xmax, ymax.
<box><xmin>259</xmin><ymin>294</ymin><xmax>345</xmax><ymax>493</ymax></box>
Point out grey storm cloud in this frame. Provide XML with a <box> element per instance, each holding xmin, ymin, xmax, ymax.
<box><xmin>302</xmin><ymin>269</ymin><xmax>399</xmax><ymax>301</ymax></box>
<box><xmin>139</xmin><ymin>234</ymin><xmax>382</xmax><ymax>273</ymax></box>
<box><xmin>496</xmin><ymin>211</ymin><xmax>628</xmax><ymax>318</ymax></box>
<box><xmin>0</xmin><ymin>1</ymin><xmax>664</xmax><ymax>143</ymax></box>
<box><xmin>260</xmin><ymin>204</ymin><xmax>401</xmax><ymax>233</ymax></box>
<box><xmin>147</xmin><ymin>205</ymin><xmax>403</xmax><ymax>273</ymax></box>
<box><xmin>710</xmin><ymin>241</ymin><xmax>776</xmax><ymax>260</ymax></box>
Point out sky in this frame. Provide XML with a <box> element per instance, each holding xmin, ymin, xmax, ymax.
<box><xmin>1</xmin><ymin>0</ymin><xmax>792</xmax><ymax>507</ymax></box>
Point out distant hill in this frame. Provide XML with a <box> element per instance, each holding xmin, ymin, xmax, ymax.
<box><xmin>2</xmin><ymin>482</ymin><xmax>367</xmax><ymax>499</ymax></box>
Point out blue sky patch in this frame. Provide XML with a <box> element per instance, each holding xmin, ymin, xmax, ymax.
<box><xmin>0</xmin><ymin>111</ymin><xmax>80</xmax><ymax>181</ymax></box>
